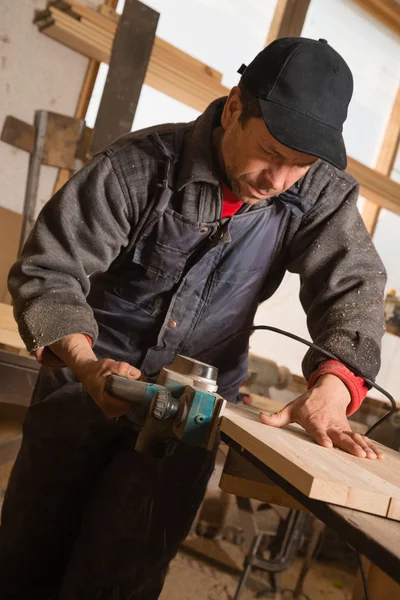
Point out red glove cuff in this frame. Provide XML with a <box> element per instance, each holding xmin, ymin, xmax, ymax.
<box><xmin>34</xmin><ymin>334</ymin><xmax>93</xmax><ymax>368</ymax></box>
<box><xmin>307</xmin><ymin>360</ymin><xmax>368</xmax><ymax>416</ymax></box>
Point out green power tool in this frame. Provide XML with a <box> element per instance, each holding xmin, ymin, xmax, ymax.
<box><xmin>105</xmin><ymin>355</ymin><xmax>226</xmax><ymax>456</ymax></box>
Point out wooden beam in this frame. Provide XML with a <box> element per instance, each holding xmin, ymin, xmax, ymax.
<box><xmin>0</xmin><ymin>208</ymin><xmax>22</xmax><ymax>305</ymax></box>
<box><xmin>351</xmin><ymin>0</ymin><xmax>400</xmax><ymax>38</ymax></box>
<box><xmin>361</xmin><ymin>87</ymin><xmax>400</xmax><ymax>234</ymax></box>
<box><xmin>52</xmin><ymin>0</ymin><xmax>118</xmax><ymax>194</ymax></box>
<box><xmin>1</xmin><ymin>113</ymin><xmax>86</xmax><ymax>170</ymax></box>
<box><xmin>266</xmin><ymin>0</ymin><xmax>311</xmax><ymax>45</ymax></box>
<box><xmin>35</xmin><ymin>4</ymin><xmax>228</xmax><ymax>115</ymax></box>
<box><xmin>0</xmin><ymin>303</ymin><xmax>25</xmax><ymax>351</ymax></box>
<box><xmin>1</xmin><ymin>117</ymin><xmax>34</xmax><ymax>154</ymax></box>
<box><xmin>347</xmin><ymin>157</ymin><xmax>400</xmax><ymax>217</ymax></box>
<box><xmin>89</xmin><ymin>0</ymin><xmax>159</xmax><ymax>155</ymax></box>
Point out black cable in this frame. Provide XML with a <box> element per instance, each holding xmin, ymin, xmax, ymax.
<box><xmin>356</xmin><ymin>551</ymin><xmax>371</xmax><ymax>600</ymax></box>
<box><xmin>195</xmin><ymin>324</ymin><xmax>397</xmax><ymax>436</ymax></box>
<box><xmin>196</xmin><ymin>324</ymin><xmax>397</xmax><ymax>600</ymax></box>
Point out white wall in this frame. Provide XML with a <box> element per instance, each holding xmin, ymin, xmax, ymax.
<box><xmin>0</xmin><ymin>0</ymin><xmax>103</xmax><ymax>216</ymax></box>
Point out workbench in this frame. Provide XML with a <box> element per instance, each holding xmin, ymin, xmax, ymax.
<box><xmin>219</xmin><ymin>403</ymin><xmax>400</xmax><ymax>597</ymax></box>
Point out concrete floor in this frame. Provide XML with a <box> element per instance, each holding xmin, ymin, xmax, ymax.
<box><xmin>160</xmin><ymin>443</ymin><xmax>357</xmax><ymax>600</ymax></box>
<box><xmin>160</xmin><ymin>548</ymin><xmax>355</xmax><ymax>600</ymax></box>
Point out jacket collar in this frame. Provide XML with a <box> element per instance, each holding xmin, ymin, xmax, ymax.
<box><xmin>176</xmin><ymin>98</ymin><xmax>226</xmax><ymax>191</ymax></box>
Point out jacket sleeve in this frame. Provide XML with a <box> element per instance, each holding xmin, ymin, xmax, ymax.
<box><xmin>8</xmin><ymin>152</ymin><xmax>136</xmax><ymax>352</ymax></box>
<box><xmin>286</xmin><ymin>181</ymin><xmax>387</xmax><ymax>382</ymax></box>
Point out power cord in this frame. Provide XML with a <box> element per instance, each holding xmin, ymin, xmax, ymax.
<box><xmin>196</xmin><ymin>324</ymin><xmax>397</xmax><ymax>600</ymax></box>
<box><xmin>196</xmin><ymin>324</ymin><xmax>397</xmax><ymax>434</ymax></box>
<box><xmin>356</xmin><ymin>551</ymin><xmax>371</xmax><ymax>600</ymax></box>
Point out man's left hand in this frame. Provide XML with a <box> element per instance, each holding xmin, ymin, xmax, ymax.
<box><xmin>259</xmin><ymin>373</ymin><xmax>384</xmax><ymax>459</ymax></box>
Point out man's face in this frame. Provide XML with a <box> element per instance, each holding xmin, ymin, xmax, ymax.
<box><xmin>219</xmin><ymin>88</ymin><xmax>319</xmax><ymax>204</ymax></box>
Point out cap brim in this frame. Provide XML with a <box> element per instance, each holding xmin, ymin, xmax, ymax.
<box><xmin>258</xmin><ymin>98</ymin><xmax>347</xmax><ymax>170</ymax></box>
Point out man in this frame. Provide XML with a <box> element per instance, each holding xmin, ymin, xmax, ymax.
<box><xmin>0</xmin><ymin>37</ymin><xmax>386</xmax><ymax>599</ymax></box>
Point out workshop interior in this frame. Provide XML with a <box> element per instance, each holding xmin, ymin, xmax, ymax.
<box><xmin>1</xmin><ymin>1</ymin><xmax>400</xmax><ymax>599</ymax></box>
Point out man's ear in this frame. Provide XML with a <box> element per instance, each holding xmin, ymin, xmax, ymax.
<box><xmin>221</xmin><ymin>86</ymin><xmax>242</xmax><ymax>130</ymax></box>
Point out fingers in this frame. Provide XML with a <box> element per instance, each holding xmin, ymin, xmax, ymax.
<box><xmin>111</xmin><ymin>361</ymin><xmax>142</xmax><ymax>380</ymax></box>
<box><xmin>305</xmin><ymin>424</ymin><xmax>334</xmax><ymax>449</ymax></box>
<box><xmin>343</xmin><ymin>432</ymin><xmax>384</xmax><ymax>460</ymax></box>
<box><xmin>259</xmin><ymin>404</ymin><xmax>293</xmax><ymax>428</ymax></box>
<box><xmin>327</xmin><ymin>430</ymin><xmax>384</xmax><ymax>459</ymax></box>
<box><xmin>96</xmin><ymin>358</ymin><xmax>142</xmax><ymax>380</ymax></box>
<box><xmin>328</xmin><ymin>430</ymin><xmax>368</xmax><ymax>458</ymax></box>
<box><xmin>364</xmin><ymin>439</ymin><xmax>384</xmax><ymax>460</ymax></box>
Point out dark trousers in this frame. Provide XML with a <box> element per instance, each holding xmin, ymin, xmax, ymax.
<box><xmin>0</xmin><ymin>387</ymin><xmax>216</xmax><ymax>599</ymax></box>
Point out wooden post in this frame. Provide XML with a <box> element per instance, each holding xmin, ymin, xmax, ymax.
<box><xmin>266</xmin><ymin>0</ymin><xmax>311</xmax><ymax>45</ymax></box>
<box><xmin>89</xmin><ymin>0</ymin><xmax>159</xmax><ymax>155</ymax></box>
<box><xmin>361</xmin><ymin>87</ymin><xmax>400</xmax><ymax>235</ymax></box>
<box><xmin>52</xmin><ymin>0</ymin><xmax>118</xmax><ymax>195</ymax></box>
<box><xmin>350</xmin><ymin>0</ymin><xmax>400</xmax><ymax>38</ymax></box>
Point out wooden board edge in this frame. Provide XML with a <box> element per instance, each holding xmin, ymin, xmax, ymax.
<box><xmin>219</xmin><ymin>472</ymin><xmax>305</xmax><ymax>511</ymax></box>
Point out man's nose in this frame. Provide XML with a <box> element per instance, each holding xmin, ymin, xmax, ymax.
<box><xmin>262</xmin><ymin>165</ymin><xmax>289</xmax><ymax>192</ymax></box>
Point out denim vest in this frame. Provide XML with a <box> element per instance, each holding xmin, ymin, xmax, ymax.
<box><xmin>88</xmin><ymin>129</ymin><xmax>291</xmax><ymax>401</ymax></box>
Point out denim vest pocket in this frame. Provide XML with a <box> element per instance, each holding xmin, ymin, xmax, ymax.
<box><xmin>133</xmin><ymin>240</ymin><xmax>188</xmax><ymax>282</ymax></box>
<box><xmin>113</xmin><ymin>241</ymin><xmax>190</xmax><ymax>316</ymax></box>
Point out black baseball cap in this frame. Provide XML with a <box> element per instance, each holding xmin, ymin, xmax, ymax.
<box><xmin>238</xmin><ymin>37</ymin><xmax>353</xmax><ymax>170</ymax></box>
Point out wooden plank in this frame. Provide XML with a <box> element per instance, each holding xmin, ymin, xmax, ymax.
<box><xmin>1</xmin><ymin>113</ymin><xmax>86</xmax><ymax>171</ymax></box>
<box><xmin>350</xmin><ymin>0</ymin><xmax>400</xmax><ymax>37</ymax></box>
<box><xmin>362</xmin><ymin>87</ymin><xmax>400</xmax><ymax>235</ymax></box>
<box><xmin>0</xmin><ymin>303</ymin><xmax>25</xmax><ymax>351</ymax></box>
<box><xmin>2</xmin><ymin>115</ymin><xmax>92</xmax><ymax>167</ymax></box>
<box><xmin>68</xmin><ymin>0</ymin><xmax>118</xmax><ymax>34</ymax></box>
<box><xmin>362</xmin><ymin>200</ymin><xmax>381</xmax><ymax>235</ymax></box>
<box><xmin>1</xmin><ymin>116</ymin><xmax>34</xmax><ymax>154</ymax></box>
<box><xmin>43</xmin><ymin>112</ymin><xmax>85</xmax><ymax>171</ymax></box>
<box><xmin>266</xmin><ymin>0</ymin><xmax>311</xmax><ymax>45</ymax></box>
<box><xmin>75</xmin><ymin>60</ymin><xmax>100</xmax><ymax>122</ymax></box>
<box><xmin>0</xmin><ymin>208</ymin><xmax>22</xmax><ymax>305</ymax></box>
<box><xmin>221</xmin><ymin>434</ymin><xmax>400</xmax><ymax>585</ymax></box>
<box><xmin>220</xmin><ymin>404</ymin><xmax>400</xmax><ymax>519</ymax></box>
<box><xmin>376</xmin><ymin>87</ymin><xmax>400</xmax><ymax>175</ymax></box>
<box><xmin>220</xmin><ymin>448</ymin><xmax>305</xmax><ymax>510</ymax></box>
<box><xmin>52</xmin><ymin>0</ymin><xmax>119</xmax><ymax>195</ymax></box>
<box><xmin>49</xmin><ymin>7</ymin><xmax>113</xmax><ymax>51</ymax></box>
<box><xmin>68</xmin><ymin>2</ymin><xmax>224</xmax><ymax>85</ymax></box>
<box><xmin>80</xmin><ymin>16</ymin><xmax>115</xmax><ymax>44</ymax></box>
<box><xmin>347</xmin><ymin>157</ymin><xmax>400</xmax><ymax>216</ymax></box>
<box><xmin>42</xmin><ymin>22</ymin><xmax>110</xmax><ymax>63</ymax></box>
<box><xmin>99</xmin><ymin>4</ymin><xmax>120</xmax><ymax>23</ymax></box>
<box><xmin>89</xmin><ymin>0</ymin><xmax>159</xmax><ymax>154</ymax></box>
<box><xmin>37</xmin><ymin>4</ymin><xmax>228</xmax><ymax>113</ymax></box>
<box><xmin>53</xmin><ymin>60</ymin><xmax>99</xmax><ymax>195</ymax></box>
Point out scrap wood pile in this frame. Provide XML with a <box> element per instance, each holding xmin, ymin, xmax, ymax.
<box><xmin>34</xmin><ymin>0</ymin><xmax>227</xmax><ymax>111</ymax></box>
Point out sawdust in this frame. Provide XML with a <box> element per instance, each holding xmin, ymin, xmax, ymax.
<box><xmin>160</xmin><ymin>551</ymin><xmax>355</xmax><ymax>600</ymax></box>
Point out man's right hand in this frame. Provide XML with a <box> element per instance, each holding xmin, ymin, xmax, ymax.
<box><xmin>48</xmin><ymin>334</ymin><xmax>142</xmax><ymax>418</ymax></box>
<box><xmin>77</xmin><ymin>358</ymin><xmax>142</xmax><ymax>418</ymax></box>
